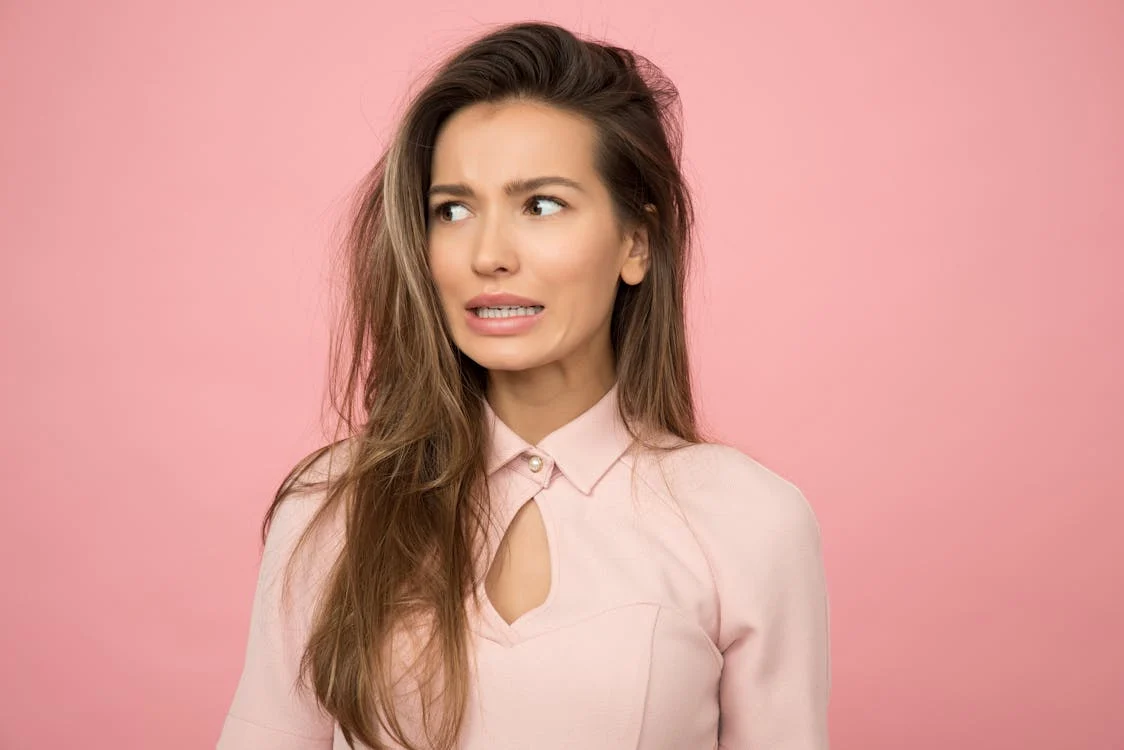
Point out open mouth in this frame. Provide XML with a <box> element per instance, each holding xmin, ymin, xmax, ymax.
<box><xmin>470</xmin><ymin>305</ymin><xmax>545</xmax><ymax>318</ymax></box>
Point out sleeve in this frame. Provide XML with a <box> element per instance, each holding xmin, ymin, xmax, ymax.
<box><xmin>710</xmin><ymin>474</ymin><xmax>832</xmax><ymax>749</ymax></box>
<box><xmin>216</xmin><ymin>494</ymin><xmax>338</xmax><ymax>750</ymax></box>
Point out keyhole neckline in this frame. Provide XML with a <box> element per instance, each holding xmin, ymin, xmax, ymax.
<box><xmin>477</xmin><ymin>493</ymin><xmax>558</xmax><ymax>642</ymax></box>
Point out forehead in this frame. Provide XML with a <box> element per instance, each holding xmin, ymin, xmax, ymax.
<box><xmin>430</xmin><ymin>100</ymin><xmax>599</xmax><ymax>181</ymax></box>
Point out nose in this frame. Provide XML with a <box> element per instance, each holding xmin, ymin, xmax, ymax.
<box><xmin>470</xmin><ymin>210</ymin><xmax>519</xmax><ymax>276</ymax></box>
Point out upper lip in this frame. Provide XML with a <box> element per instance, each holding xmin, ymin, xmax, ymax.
<box><xmin>465</xmin><ymin>292</ymin><xmax>544</xmax><ymax>309</ymax></box>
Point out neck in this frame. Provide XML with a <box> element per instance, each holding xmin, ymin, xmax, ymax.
<box><xmin>485</xmin><ymin>364</ymin><xmax>616</xmax><ymax>446</ymax></box>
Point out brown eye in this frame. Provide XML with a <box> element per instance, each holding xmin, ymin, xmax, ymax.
<box><xmin>433</xmin><ymin>202</ymin><xmax>470</xmax><ymax>222</ymax></box>
<box><xmin>527</xmin><ymin>196</ymin><xmax>565</xmax><ymax>217</ymax></box>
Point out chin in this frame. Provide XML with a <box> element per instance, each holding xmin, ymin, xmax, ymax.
<box><xmin>465</xmin><ymin>353</ymin><xmax>541</xmax><ymax>372</ymax></box>
<box><xmin>456</xmin><ymin>341</ymin><xmax>544</xmax><ymax>372</ymax></box>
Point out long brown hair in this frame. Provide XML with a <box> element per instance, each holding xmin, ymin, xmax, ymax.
<box><xmin>265</xmin><ymin>20</ymin><xmax>706</xmax><ymax>749</ymax></box>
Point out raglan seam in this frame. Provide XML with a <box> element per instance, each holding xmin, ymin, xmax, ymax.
<box><xmin>625</xmin><ymin>447</ymin><xmax>726</xmax><ymax>647</ymax></box>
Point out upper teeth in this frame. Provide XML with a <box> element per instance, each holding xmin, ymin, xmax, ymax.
<box><xmin>474</xmin><ymin>305</ymin><xmax>543</xmax><ymax>318</ymax></box>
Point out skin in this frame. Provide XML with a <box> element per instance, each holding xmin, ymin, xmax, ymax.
<box><xmin>426</xmin><ymin>99</ymin><xmax>651</xmax><ymax>446</ymax></box>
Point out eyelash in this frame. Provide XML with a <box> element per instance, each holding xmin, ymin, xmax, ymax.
<box><xmin>429</xmin><ymin>195</ymin><xmax>568</xmax><ymax>222</ymax></box>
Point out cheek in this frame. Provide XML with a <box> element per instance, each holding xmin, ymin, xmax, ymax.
<box><xmin>426</xmin><ymin>244</ymin><xmax>459</xmax><ymax>301</ymax></box>
<box><xmin>537</xmin><ymin>242</ymin><xmax>621</xmax><ymax>318</ymax></box>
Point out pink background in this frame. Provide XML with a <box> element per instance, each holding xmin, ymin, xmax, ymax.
<box><xmin>2</xmin><ymin>2</ymin><xmax>1121</xmax><ymax>748</ymax></box>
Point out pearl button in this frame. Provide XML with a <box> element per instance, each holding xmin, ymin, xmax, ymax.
<box><xmin>527</xmin><ymin>454</ymin><xmax>544</xmax><ymax>472</ymax></box>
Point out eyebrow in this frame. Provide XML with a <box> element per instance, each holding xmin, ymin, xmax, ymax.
<box><xmin>427</xmin><ymin>176</ymin><xmax>586</xmax><ymax>200</ymax></box>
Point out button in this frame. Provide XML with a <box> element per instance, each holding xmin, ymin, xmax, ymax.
<box><xmin>527</xmin><ymin>454</ymin><xmax>544</xmax><ymax>472</ymax></box>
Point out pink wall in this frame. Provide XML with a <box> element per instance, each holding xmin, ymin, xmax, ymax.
<box><xmin>2</xmin><ymin>2</ymin><xmax>1121</xmax><ymax>748</ymax></box>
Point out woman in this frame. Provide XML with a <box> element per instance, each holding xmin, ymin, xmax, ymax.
<box><xmin>217</xmin><ymin>20</ymin><xmax>830</xmax><ymax>750</ymax></box>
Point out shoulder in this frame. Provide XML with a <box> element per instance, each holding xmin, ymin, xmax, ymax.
<box><xmin>261</xmin><ymin>438</ymin><xmax>356</xmax><ymax>576</ymax></box>
<box><xmin>643</xmin><ymin>440</ymin><xmax>820</xmax><ymax>541</ymax></box>
<box><xmin>270</xmin><ymin>438</ymin><xmax>357</xmax><ymax>524</ymax></box>
<box><xmin>642</xmin><ymin>441</ymin><xmax>826</xmax><ymax>645</ymax></box>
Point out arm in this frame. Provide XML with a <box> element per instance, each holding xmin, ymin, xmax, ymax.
<box><xmin>216</xmin><ymin>494</ymin><xmax>337</xmax><ymax>749</ymax></box>
<box><xmin>717</xmin><ymin>485</ymin><xmax>831</xmax><ymax>749</ymax></box>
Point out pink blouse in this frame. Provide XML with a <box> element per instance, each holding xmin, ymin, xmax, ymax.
<box><xmin>217</xmin><ymin>382</ymin><xmax>831</xmax><ymax>748</ymax></box>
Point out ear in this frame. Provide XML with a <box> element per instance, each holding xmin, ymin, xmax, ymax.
<box><xmin>620</xmin><ymin>204</ymin><xmax>656</xmax><ymax>286</ymax></box>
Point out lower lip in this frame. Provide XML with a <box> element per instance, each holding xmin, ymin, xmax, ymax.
<box><xmin>464</xmin><ymin>307</ymin><xmax>545</xmax><ymax>335</ymax></box>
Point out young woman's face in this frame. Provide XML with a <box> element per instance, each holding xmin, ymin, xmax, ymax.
<box><xmin>426</xmin><ymin>99</ymin><xmax>649</xmax><ymax>379</ymax></box>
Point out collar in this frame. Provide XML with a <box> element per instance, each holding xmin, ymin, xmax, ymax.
<box><xmin>482</xmin><ymin>381</ymin><xmax>635</xmax><ymax>495</ymax></box>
